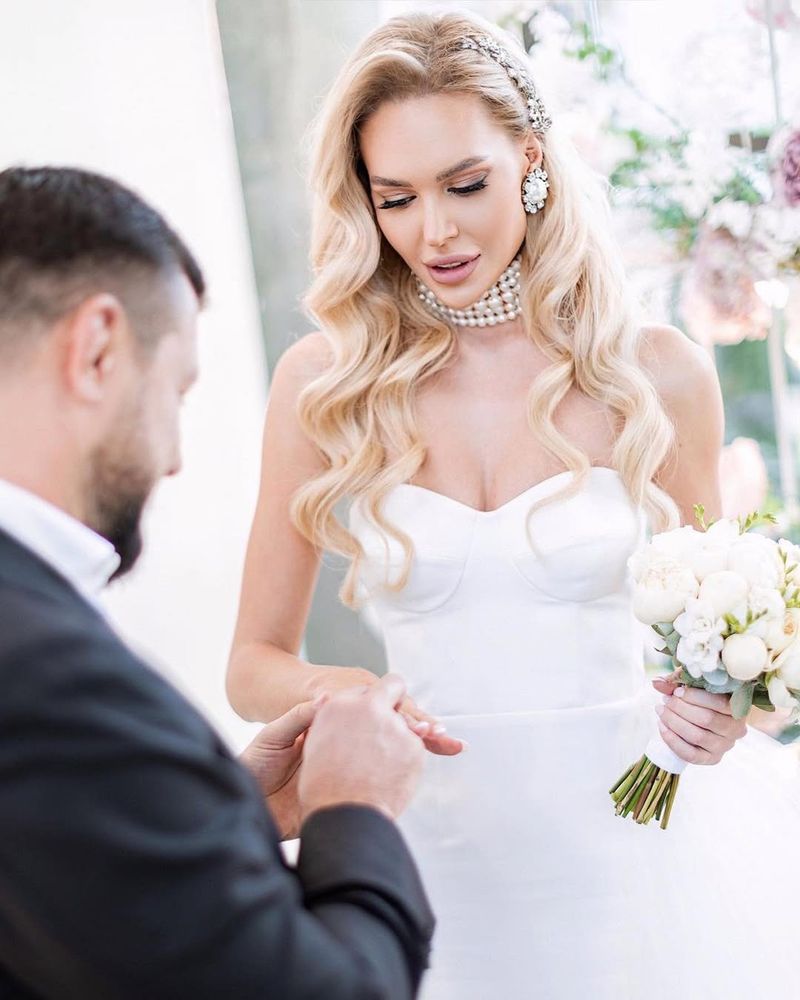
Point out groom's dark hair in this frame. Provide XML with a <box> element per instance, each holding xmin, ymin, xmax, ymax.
<box><xmin>0</xmin><ymin>166</ymin><xmax>205</xmax><ymax>359</ymax></box>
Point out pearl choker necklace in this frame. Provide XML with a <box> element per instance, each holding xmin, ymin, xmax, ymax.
<box><xmin>415</xmin><ymin>256</ymin><xmax>521</xmax><ymax>328</ymax></box>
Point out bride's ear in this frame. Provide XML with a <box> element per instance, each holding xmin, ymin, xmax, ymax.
<box><xmin>522</xmin><ymin>133</ymin><xmax>544</xmax><ymax>172</ymax></box>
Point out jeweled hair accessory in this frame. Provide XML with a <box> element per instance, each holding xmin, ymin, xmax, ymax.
<box><xmin>460</xmin><ymin>34</ymin><xmax>552</xmax><ymax>134</ymax></box>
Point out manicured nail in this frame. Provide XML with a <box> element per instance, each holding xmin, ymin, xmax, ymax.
<box><xmin>657</xmin><ymin>719</ymin><xmax>667</xmax><ymax>733</ymax></box>
<box><xmin>459</xmin><ymin>740</ymin><xmax>470</xmax><ymax>752</ymax></box>
<box><xmin>655</xmin><ymin>704</ymin><xmax>664</xmax><ymax>717</ymax></box>
<box><xmin>413</xmin><ymin>720</ymin><xmax>431</xmax><ymax>734</ymax></box>
<box><xmin>675</xmin><ymin>687</ymin><xmax>686</xmax><ymax>698</ymax></box>
<box><xmin>432</xmin><ymin>723</ymin><xmax>448</xmax><ymax>736</ymax></box>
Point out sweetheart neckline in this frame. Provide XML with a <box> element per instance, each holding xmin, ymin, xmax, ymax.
<box><xmin>392</xmin><ymin>467</ymin><xmax>621</xmax><ymax>517</ymax></box>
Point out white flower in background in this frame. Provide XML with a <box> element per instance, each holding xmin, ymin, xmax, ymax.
<box><xmin>727</xmin><ymin>534</ymin><xmax>784</xmax><ymax>589</ymax></box>
<box><xmin>674</xmin><ymin>599</ymin><xmax>726</xmax><ymax>678</ymax></box>
<box><xmin>722</xmin><ymin>634</ymin><xmax>768</xmax><ymax>681</ymax></box>
<box><xmin>631</xmin><ymin>554</ymin><xmax>699</xmax><ymax>626</ymax></box>
<box><xmin>672</xmin><ymin>183</ymin><xmax>713</xmax><ymax>219</ymax></box>
<box><xmin>766</xmin><ymin>608</ymin><xmax>800</xmax><ymax>654</ymax></box>
<box><xmin>698</xmin><ymin>570</ymin><xmax>749</xmax><ymax>619</ymax></box>
<box><xmin>706</xmin><ymin>198</ymin><xmax>753</xmax><ymax>240</ymax></box>
<box><xmin>744</xmin><ymin>586</ymin><xmax>786</xmax><ymax>640</ymax></box>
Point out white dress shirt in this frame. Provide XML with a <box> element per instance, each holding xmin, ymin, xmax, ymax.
<box><xmin>0</xmin><ymin>477</ymin><xmax>120</xmax><ymax>607</ymax></box>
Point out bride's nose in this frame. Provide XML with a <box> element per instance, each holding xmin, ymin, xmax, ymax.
<box><xmin>422</xmin><ymin>198</ymin><xmax>458</xmax><ymax>247</ymax></box>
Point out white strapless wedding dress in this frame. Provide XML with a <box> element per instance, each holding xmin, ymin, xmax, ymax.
<box><xmin>350</xmin><ymin>468</ymin><xmax>800</xmax><ymax>1000</ymax></box>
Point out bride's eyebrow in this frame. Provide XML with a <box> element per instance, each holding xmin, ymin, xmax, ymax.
<box><xmin>370</xmin><ymin>155</ymin><xmax>489</xmax><ymax>188</ymax></box>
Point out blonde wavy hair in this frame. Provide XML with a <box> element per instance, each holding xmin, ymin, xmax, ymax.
<box><xmin>292</xmin><ymin>10</ymin><xmax>678</xmax><ymax>606</ymax></box>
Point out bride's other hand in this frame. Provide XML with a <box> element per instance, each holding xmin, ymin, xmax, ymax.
<box><xmin>311</xmin><ymin>665</ymin><xmax>466</xmax><ymax>756</ymax></box>
<box><xmin>652</xmin><ymin>673</ymin><xmax>747</xmax><ymax>765</ymax></box>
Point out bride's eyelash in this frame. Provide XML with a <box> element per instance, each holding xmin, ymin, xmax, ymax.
<box><xmin>450</xmin><ymin>179</ymin><xmax>488</xmax><ymax>196</ymax></box>
<box><xmin>377</xmin><ymin>178</ymin><xmax>488</xmax><ymax>210</ymax></box>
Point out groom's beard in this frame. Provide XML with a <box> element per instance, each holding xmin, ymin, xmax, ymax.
<box><xmin>85</xmin><ymin>407</ymin><xmax>156</xmax><ymax>581</ymax></box>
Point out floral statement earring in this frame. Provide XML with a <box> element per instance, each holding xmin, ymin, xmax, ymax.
<box><xmin>522</xmin><ymin>166</ymin><xmax>549</xmax><ymax>214</ymax></box>
<box><xmin>460</xmin><ymin>35</ymin><xmax>552</xmax><ymax>217</ymax></box>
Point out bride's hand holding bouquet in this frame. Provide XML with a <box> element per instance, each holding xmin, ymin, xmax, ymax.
<box><xmin>611</xmin><ymin>508</ymin><xmax>800</xmax><ymax>829</ymax></box>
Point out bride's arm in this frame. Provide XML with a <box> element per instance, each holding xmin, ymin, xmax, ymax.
<box><xmin>640</xmin><ymin>325</ymin><xmax>750</xmax><ymax>763</ymax></box>
<box><xmin>226</xmin><ymin>335</ymin><xmax>463</xmax><ymax>755</ymax></box>
<box><xmin>640</xmin><ymin>323</ymin><xmax>724</xmax><ymax>527</ymax></box>
<box><xmin>226</xmin><ymin>333</ymin><xmax>363</xmax><ymax>723</ymax></box>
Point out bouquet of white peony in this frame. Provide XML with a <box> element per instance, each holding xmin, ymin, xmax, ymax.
<box><xmin>610</xmin><ymin>507</ymin><xmax>800</xmax><ymax>829</ymax></box>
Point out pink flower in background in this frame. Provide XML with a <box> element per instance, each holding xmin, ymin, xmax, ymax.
<box><xmin>680</xmin><ymin>227</ymin><xmax>772</xmax><ymax>347</ymax></box>
<box><xmin>719</xmin><ymin>438</ymin><xmax>769</xmax><ymax>519</ymax></box>
<box><xmin>745</xmin><ymin>0</ymin><xmax>800</xmax><ymax>30</ymax></box>
<box><xmin>777</xmin><ymin>130</ymin><xmax>800</xmax><ymax>207</ymax></box>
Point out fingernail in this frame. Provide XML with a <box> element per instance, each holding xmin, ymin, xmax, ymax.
<box><xmin>655</xmin><ymin>704</ymin><xmax>664</xmax><ymax>717</ymax></box>
<box><xmin>657</xmin><ymin>719</ymin><xmax>667</xmax><ymax>733</ymax></box>
<box><xmin>675</xmin><ymin>687</ymin><xmax>686</xmax><ymax>698</ymax></box>
<box><xmin>660</xmin><ymin>694</ymin><xmax>670</xmax><ymax>704</ymax></box>
<box><xmin>432</xmin><ymin>723</ymin><xmax>448</xmax><ymax>736</ymax></box>
<box><xmin>459</xmin><ymin>740</ymin><xmax>470</xmax><ymax>752</ymax></box>
<box><xmin>312</xmin><ymin>693</ymin><xmax>328</xmax><ymax>709</ymax></box>
<box><xmin>413</xmin><ymin>721</ymin><xmax>431</xmax><ymax>734</ymax></box>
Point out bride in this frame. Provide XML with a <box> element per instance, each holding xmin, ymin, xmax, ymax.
<box><xmin>227</xmin><ymin>11</ymin><xmax>800</xmax><ymax>998</ymax></box>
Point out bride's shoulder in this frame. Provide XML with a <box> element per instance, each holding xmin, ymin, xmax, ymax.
<box><xmin>636</xmin><ymin>323</ymin><xmax>720</xmax><ymax>413</ymax></box>
<box><xmin>272</xmin><ymin>331</ymin><xmax>334</xmax><ymax>388</ymax></box>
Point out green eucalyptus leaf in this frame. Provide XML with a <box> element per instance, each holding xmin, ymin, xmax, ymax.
<box><xmin>664</xmin><ymin>632</ymin><xmax>680</xmax><ymax>656</ymax></box>
<box><xmin>731</xmin><ymin>682</ymin><xmax>756</xmax><ymax>719</ymax></box>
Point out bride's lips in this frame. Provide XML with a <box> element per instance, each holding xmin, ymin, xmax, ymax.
<box><xmin>424</xmin><ymin>254</ymin><xmax>480</xmax><ymax>286</ymax></box>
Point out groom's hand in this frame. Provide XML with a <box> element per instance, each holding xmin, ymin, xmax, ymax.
<box><xmin>240</xmin><ymin>698</ymin><xmax>325</xmax><ymax>837</ymax></box>
<box><xmin>652</xmin><ymin>671</ymin><xmax>747</xmax><ymax>765</ymax></box>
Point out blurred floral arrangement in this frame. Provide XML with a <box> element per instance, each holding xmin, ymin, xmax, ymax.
<box><xmin>498</xmin><ymin>1</ymin><xmax>800</xmax><ymax>347</ymax></box>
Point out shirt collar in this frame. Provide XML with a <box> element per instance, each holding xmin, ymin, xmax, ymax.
<box><xmin>0</xmin><ymin>478</ymin><xmax>120</xmax><ymax>602</ymax></box>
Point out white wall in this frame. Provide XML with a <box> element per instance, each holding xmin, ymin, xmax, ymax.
<box><xmin>0</xmin><ymin>0</ymin><xmax>268</xmax><ymax>749</ymax></box>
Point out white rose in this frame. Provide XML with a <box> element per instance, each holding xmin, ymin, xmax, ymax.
<box><xmin>632</xmin><ymin>555</ymin><xmax>699</xmax><ymax>626</ymax></box>
<box><xmin>766</xmin><ymin>608</ymin><xmax>800</xmax><ymax>655</ymax></box>
<box><xmin>773</xmin><ymin>642</ymin><xmax>800</xmax><ymax>690</ymax></box>
<box><xmin>728</xmin><ymin>535</ymin><xmax>783</xmax><ymax>589</ymax></box>
<box><xmin>698</xmin><ymin>570</ymin><xmax>749</xmax><ymax>620</ymax></box>
<box><xmin>722</xmin><ymin>634</ymin><xmax>768</xmax><ymax>681</ymax></box>
<box><xmin>767</xmin><ymin>674</ymin><xmax>797</xmax><ymax>711</ymax></box>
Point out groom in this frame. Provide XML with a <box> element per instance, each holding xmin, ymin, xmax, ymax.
<box><xmin>0</xmin><ymin>166</ymin><xmax>433</xmax><ymax>998</ymax></box>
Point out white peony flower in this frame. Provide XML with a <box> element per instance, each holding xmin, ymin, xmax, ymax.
<box><xmin>721</xmin><ymin>634</ymin><xmax>768</xmax><ymax>681</ymax></box>
<box><xmin>629</xmin><ymin>526</ymin><xmax>702</xmax><ymax>579</ymax></box>
<box><xmin>632</xmin><ymin>554</ymin><xmax>699</xmax><ymax>626</ymax></box>
<box><xmin>728</xmin><ymin>535</ymin><xmax>783</xmax><ymax>589</ymax></box>
<box><xmin>767</xmin><ymin>674</ymin><xmax>798</xmax><ymax>711</ymax></box>
<box><xmin>686</xmin><ymin>518</ymin><xmax>741</xmax><ymax>581</ymax></box>
<box><xmin>773</xmin><ymin>640</ymin><xmax>800</xmax><ymax>690</ymax></box>
<box><xmin>766</xmin><ymin>608</ymin><xmax>800</xmax><ymax>655</ymax></box>
<box><xmin>744</xmin><ymin>586</ymin><xmax>786</xmax><ymax>640</ymax></box>
<box><xmin>779</xmin><ymin>539</ymin><xmax>800</xmax><ymax>587</ymax></box>
<box><xmin>698</xmin><ymin>570</ymin><xmax>750</xmax><ymax>620</ymax></box>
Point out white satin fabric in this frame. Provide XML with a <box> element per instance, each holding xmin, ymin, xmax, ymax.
<box><xmin>351</xmin><ymin>468</ymin><xmax>800</xmax><ymax>1000</ymax></box>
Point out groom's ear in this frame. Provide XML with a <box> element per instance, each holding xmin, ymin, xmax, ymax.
<box><xmin>59</xmin><ymin>293</ymin><xmax>129</xmax><ymax>405</ymax></box>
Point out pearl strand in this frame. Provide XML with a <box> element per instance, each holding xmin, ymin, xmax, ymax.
<box><xmin>415</xmin><ymin>256</ymin><xmax>522</xmax><ymax>328</ymax></box>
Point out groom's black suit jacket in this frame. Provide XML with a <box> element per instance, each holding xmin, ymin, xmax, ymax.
<box><xmin>0</xmin><ymin>528</ymin><xmax>433</xmax><ymax>999</ymax></box>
